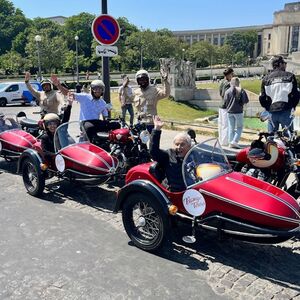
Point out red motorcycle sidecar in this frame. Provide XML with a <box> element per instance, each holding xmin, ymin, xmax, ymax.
<box><xmin>0</xmin><ymin>114</ymin><xmax>37</xmax><ymax>160</ymax></box>
<box><xmin>115</xmin><ymin>138</ymin><xmax>300</xmax><ymax>252</ymax></box>
<box><xmin>18</xmin><ymin>121</ymin><xmax>119</xmax><ymax>197</ymax></box>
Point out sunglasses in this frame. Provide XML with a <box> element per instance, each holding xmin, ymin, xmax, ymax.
<box><xmin>47</xmin><ymin>121</ymin><xmax>58</xmax><ymax>126</ymax></box>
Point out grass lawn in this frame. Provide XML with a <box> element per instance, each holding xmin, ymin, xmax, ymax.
<box><xmin>197</xmin><ymin>79</ymin><xmax>261</xmax><ymax>94</ymax></box>
<box><xmin>109</xmin><ymin>86</ymin><xmax>265</xmax><ymax>131</ymax></box>
<box><xmin>109</xmin><ymin>92</ymin><xmax>215</xmax><ymax>122</ymax></box>
<box><xmin>244</xmin><ymin>117</ymin><xmax>267</xmax><ymax>131</ymax></box>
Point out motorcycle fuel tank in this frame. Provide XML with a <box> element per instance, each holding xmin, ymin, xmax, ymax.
<box><xmin>109</xmin><ymin>128</ymin><xmax>130</xmax><ymax>143</ymax></box>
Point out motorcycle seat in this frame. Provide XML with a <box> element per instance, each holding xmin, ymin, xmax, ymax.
<box><xmin>149</xmin><ymin>162</ymin><xmax>166</xmax><ymax>183</ymax></box>
<box><xmin>20</xmin><ymin>118</ymin><xmax>39</xmax><ymax>128</ymax></box>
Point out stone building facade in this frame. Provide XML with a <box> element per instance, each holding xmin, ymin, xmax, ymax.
<box><xmin>172</xmin><ymin>2</ymin><xmax>300</xmax><ymax>58</ymax></box>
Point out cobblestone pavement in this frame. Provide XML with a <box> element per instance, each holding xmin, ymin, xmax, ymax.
<box><xmin>10</xmin><ymin>173</ymin><xmax>297</xmax><ymax>300</ymax></box>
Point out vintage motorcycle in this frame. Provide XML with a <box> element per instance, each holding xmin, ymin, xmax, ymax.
<box><xmin>91</xmin><ymin>118</ymin><xmax>151</xmax><ymax>174</ymax></box>
<box><xmin>19</xmin><ymin>121</ymin><xmax>120</xmax><ymax>196</ymax></box>
<box><xmin>227</xmin><ymin>127</ymin><xmax>300</xmax><ymax>198</ymax></box>
<box><xmin>114</xmin><ymin>138</ymin><xmax>300</xmax><ymax>252</ymax></box>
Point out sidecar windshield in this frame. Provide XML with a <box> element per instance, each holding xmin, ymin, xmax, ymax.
<box><xmin>0</xmin><ymin>114</ymin><xmax>20</xmax><ymax>132</ymax></box>
<box><xmin>54</xmin><ymin>121</ymin><xmax>89</xmax><ymax>152</ymax></box>
<box><xmin>182</xmin><ymin>138</ymin><xmax>232</xmax><ymax>187</ymax></box>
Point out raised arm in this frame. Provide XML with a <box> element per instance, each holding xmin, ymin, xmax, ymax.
<box><xmin>24</xmin><ymin>72</ymin><xmax>40</xmax><ymax>100</ymax></box>
<box><xmin>51</xmin><ymin>74</ymin><xmax>69</xmax><ymax>96</ymax></box>
<box><xmin>149</xmin><ymin>116</ymin><xmax>169</xmax><ymax>165</ymax></box>
<box><xmin>156</xmin><ymin>69</ymin><xmax>170</xmax><ymax>100</ymax></box>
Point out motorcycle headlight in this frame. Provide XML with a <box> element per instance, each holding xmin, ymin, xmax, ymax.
<box><xmin>139</xmin><ymin>130</ymin><xmax>150</xmax><ymax>144</ymax></box>
<box><xmin>55</xmin><ymin>154</ymin><xmax>65</xmax><ymax>173</ymax></box>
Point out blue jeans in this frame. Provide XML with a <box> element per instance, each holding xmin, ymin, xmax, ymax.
<box><xmin>268</xmin><ymin>109</ymin><xmax>293</xmax><ymax>133</ymax></box>
<box><xmin>121</xmin><ymin>104</ymin><xmax>134</xmax><ymax>126</ymax></box>
<box><xmin>228</xmin><ymin>113</ymin><xmax>244</xmax><ymax>144</ymax></box>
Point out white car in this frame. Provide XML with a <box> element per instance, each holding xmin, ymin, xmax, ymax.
<box><xmin>0</xmin><ymin>82</ymin><xmax>41</xmax><ymax>107</ymax></box>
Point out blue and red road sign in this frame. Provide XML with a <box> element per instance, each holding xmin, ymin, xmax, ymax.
<box><xmin>92</xmin><ymin>14</ymin><xmax>120</xmax><ymax>46</ymax></box>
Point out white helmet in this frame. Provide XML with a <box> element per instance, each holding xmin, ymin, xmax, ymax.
<box><xmin>43</xmin><ymin>113</ymin><xmax>60</xmax><ymax>127</ymax></box>
<box><xmin>90</xmin><ymin>79</ymin><xmax>105</xmax><ymax>92</ymax></box>
<box><xmin>135</xmin><ymin>69</ymin><xmax>149</xmax><ymax>80</ymax></box>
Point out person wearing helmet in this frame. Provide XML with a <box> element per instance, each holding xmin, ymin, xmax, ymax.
<box><xmin>51</xmin><ymin>75</ymin><xmax>111</xmax><ymax>142</ymax></box>
<box><xmin>24</xmin><ymin>72</ymin><xmax>64</xmax><ymax>114</ymax></box>
<box><xmin>40</xmin><ymin>95</ymin><xmax>73</xmax><ymax>157</ymax></box>
<box><xmin>134</xmin><ymin>68</ymin><xmax>170</xmax><ymax>133</ymax></box>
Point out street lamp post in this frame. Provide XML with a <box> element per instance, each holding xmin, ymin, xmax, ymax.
<box><xmin>182</xmin><ymin>48</ymin><xmax>185</xmax><ymax>60</ymax></box>
<box><xmin>75</xmin><ymin>35</ymin><xmax>79</xmax><ymax>83</ymax></box>
<box><xmin>210</xmin><ymin>52</ymin><xmax>213</xmax><ymax>81</ymax></box>
<box><xmin>34</xmin><ymin>35</ymin><xmax>42</xmax><ymax>81</ymax></box>
<box><xmin>140</xmin><ymin>46</ymin><xmax>143</xmax><ymax>69</ymax></box>
<box><xmin>247</xmin><ymin>56</ymin><xmax>251</xmax><ymax>77</ymax></box>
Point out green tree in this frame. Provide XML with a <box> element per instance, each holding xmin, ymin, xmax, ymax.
<box><xmin>25</xmin><ymin>32</ymin><xmax>68</xmax><ymax>74</ymax></box>
<box><xmin>0</xmin><ymin>50</ymin><xmax>26</xmax><ymax>74</ymax></box>
<box><xmin>0</xmin><ymin>0</ymin><xmax>29</xmax><ymax>55</ymax></box>
<box><xmin>63</xmin><ymin>13</ymin><xmax>95</xmax><ymax>58</ymax></box>
<box><xmin>225</xmin><ymin>30</ymin><xmax>257</xmax><ymax>57</ymax></box>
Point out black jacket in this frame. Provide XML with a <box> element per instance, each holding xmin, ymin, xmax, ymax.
<box><xmin>150</xmin><ymin>130</ymin><xmax>185</xmax><ymax>192</ymax></box>
<box><xmin>41</xmin><ymin>105</ymin><xmax>72</xmax><ymax>154</ymax></box>
<box><xmin>259</xmin><ymin>69</ymin><xmax>300</xmax><ymax>112</ymax></box>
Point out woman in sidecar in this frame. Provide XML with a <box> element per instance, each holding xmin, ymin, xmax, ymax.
<box><xmin>19</xmin><ymin>117</ymin><xmax>119</xmax><ymax>197</ymax></box>
<box><xmin>115</xmin><ymin>138</ymin><xmax>300</xmax><ymax>252</ymax></box>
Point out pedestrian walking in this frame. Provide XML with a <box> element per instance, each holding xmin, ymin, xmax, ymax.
<box><xmin>218</xmin><ymin>67</ymin><xmax>234</xmax><ymax>146</ymax></box>
<box><xmin>119</xmin><ymin>75</ymin><xmax>134</xmax><ymax>126</ymax></box>
<box><xmin>224</xmin><ymin>77</ymin><xmax>249</xmax><ymax>148</ymax></box>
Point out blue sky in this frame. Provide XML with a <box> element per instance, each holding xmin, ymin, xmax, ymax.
<box><xmin>10</xmin><ymin>0</ymin><xmax>288</xmax><ymax>31</ymax></box>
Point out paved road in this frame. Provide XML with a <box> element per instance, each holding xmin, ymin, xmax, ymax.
<box><xmin>0</xmin><ymin>105</ymin><xmax>300</xmax><ymax>299</ymax></box>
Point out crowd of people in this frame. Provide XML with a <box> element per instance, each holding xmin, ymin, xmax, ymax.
<box><xmin>217</xmin><ymin>55</ymin><xmax>299</xmax><ymax>149</ymax></box>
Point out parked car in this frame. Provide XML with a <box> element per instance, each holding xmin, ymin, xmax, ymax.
<box><xmin>0</xmin><ymin>82</ymin><xmax>41</xmax><ymax>107</ymax></box>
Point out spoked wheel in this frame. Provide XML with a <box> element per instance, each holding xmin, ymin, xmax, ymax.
<box><xmin>122</xmin><ymin>193</ymin><xmax>169</xmax><ymax>252</ymax></box>
<box><xmin>22</xmin><ymin>158</ymin><xmax>45</xmax><ymax>196</ymax></box>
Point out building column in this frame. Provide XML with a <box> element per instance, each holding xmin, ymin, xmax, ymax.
<box><xmin>298</xmin><ymin>27</ymin><xmax>300</xmax><ymax>51</ymax></box>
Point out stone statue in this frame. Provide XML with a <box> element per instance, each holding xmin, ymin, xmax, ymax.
<box><xmin>160</xmin><ymin>58</ymin><xmax>196</xmax><ymax>88</ymax></box>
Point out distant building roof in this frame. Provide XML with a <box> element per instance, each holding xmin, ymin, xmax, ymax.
<box><xmin>45</xmin><ymin>16</ymin><xmax>67</xmax><ymax>25</ymax></box>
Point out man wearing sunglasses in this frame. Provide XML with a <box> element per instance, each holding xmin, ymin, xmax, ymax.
<box><xmin>259</xmin><ymin>55</ymin><xmax>300</xmax><ymax>132</ymax></box>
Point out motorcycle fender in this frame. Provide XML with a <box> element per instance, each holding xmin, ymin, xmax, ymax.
<box><xmin>114</xmin><ymin>179</ymin><xmax>171</xmax><ymax>214</ymax></box>
<box><xmin>17</xmin><ymin>148</ymin><xmax>44</xmax><ymax>174</ymax></box>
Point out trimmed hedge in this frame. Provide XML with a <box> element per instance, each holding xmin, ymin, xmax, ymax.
<box><xmin>64</xmin><ymin>80</ymin><xmax>119</xmax><ymax>89</ymax></box>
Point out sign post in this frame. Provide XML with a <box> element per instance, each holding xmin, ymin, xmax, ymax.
<box><xmin>91</xmin><ymin>10</ymin><xmax>120</xmax><ymax>105</ymax></box>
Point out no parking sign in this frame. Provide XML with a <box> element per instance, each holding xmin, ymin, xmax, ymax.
<box><xmin>91</xmin><ymin>14</ymin><xmax>120</xmax><ymax>46</ymax></box>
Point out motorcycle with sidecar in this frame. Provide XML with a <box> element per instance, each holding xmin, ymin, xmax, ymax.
<box><xmin>114</xmin><ymin>138</ymin><xmax>300</xmax><ymax>252</ymax></box>
<box><xmin>0</xmin><ymin>113</ymin><xmax>37</xmax><ymax>161</ymax></box>
<box><xmin>18</xmin><ymin>121</ymin><xmax>120</xmax><ymax>196</ymax></box>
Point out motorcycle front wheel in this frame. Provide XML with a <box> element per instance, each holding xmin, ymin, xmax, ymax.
<box><xmin>122</xmin><ymin>193</ymin><xmax>169</xmax><ymax>252</ymax></box>
<box><xmin>22</xmin><ymin>158</ymin><xmax>45</xmax><ymax>197</ymax></box>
